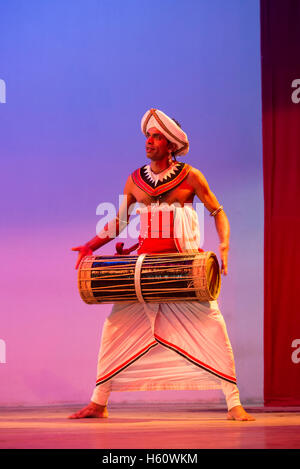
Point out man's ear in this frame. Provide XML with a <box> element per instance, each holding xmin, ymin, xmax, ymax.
<box><xmin>168</xmin><ymin>141</ymin><xmax>177</xmax><ymax>153</ymax></box>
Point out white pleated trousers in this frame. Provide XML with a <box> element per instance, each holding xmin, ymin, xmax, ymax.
<box><xmin>91</xmin><ymin>300</ymin><xmax>241</xmax><ymax>411</ymax></box>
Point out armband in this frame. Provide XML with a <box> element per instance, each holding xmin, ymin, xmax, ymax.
<box><xmin>209</xmin><ymin>205</ymin><xmax>224</xmax><ymax>217</ymax></box>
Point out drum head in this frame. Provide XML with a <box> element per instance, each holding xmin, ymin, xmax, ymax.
<box><xmin>192</xmin><ymin>251</ymin><xmax>221</xmax><ymax>301</ymax></box>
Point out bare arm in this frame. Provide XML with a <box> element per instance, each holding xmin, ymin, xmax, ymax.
<box><xmin>72</xmin><ymin>176</ymin><xmax>137</xmax><ymax>269</ymax></box>
<box><xmin>189</xmin><ymin>168</ymin><xmax>230</xmax><ymax>275</ymax></box>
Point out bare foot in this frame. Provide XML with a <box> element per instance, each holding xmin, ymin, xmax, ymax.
<box><xmin>227</xmin><ymin>405</ymin><xmax>255</xmax><ymax>421</ymax></box>
<box><xmin>68</xmin><ymin>402</ymin><xmax>108</xmax><ymax>419</ymax></box>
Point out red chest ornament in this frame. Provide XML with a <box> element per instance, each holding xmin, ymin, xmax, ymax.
<box><xmin>131</xmin><ymin>162</ymin><xmax>191</xmax><ymax>198</ymax></box>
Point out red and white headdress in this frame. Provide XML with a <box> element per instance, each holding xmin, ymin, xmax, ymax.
<box><xmin>141</xmin><ymin>108</ymin><xmax>189</xmax><ymax>156</ymax></box>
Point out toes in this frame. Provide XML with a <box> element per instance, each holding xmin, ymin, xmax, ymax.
<box><xmin>69</xmin><ymin>413</ymin><xmax>81</xmax><ymax>419</ymax></box>
<box><xmin>68</xmin><ymin>410</ymin><xmax>86</xmax><ymax>419</ymax></box>
<box><xmin>68</xmin><ymin>407</ymin><xmax>108</xmax><ymax>419</ymax></box>
<box><xmin>227</xmin><ymin>410</ymin><xmax>255</xmax><ymax>421</ymax></box>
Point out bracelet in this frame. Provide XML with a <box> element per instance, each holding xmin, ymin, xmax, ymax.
<box><xmin>116</xmin><ymin>216</ymin><xmax>129</xmax><ymax>225</ymax></box>
<box><xmin>210</xmin><ymin>205</ymin><xmax>224</xmax><ymax>217</ymax></box>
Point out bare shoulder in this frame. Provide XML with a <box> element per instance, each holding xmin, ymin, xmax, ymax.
<box><xmin>124</xmin><ymin>173</ymin><xmax>136</xmax><ymax>194</ymax></box>
<box><xmin>124</xmin><ymin>174</ymin><xmax>136</xmax><ymax>203</ymax></box>
<box><xmin>186</xmin><ymin>165</ymin><xmax>209</xmax><ymax>189</ymax></box>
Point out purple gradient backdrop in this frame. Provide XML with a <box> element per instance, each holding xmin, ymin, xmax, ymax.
<box><xmin>0</xmin><ymin>0</ymin><xmax>263</xmax><ymax>406</ymax></box>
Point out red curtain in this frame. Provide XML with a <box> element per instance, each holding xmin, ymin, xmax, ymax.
<box><xmin>261</xmin><ymin>0</ymin><xmax>300</xmax><ymax>405</ymax></box>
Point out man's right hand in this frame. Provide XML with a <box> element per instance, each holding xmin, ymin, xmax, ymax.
<box><xmin>71</xmin><ymin>245</ymin><xmax>93</xmax><ymax>269</ymax></box>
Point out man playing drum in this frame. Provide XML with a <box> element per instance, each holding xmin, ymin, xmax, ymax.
<box><xmin>69</xmin><ymin>109</ymin><xmax>254</xmax><ymax>421</ymax></box>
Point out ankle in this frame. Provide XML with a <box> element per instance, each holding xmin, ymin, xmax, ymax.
<box><xmin>90</xmin><ymin>401</ymin><xmax>106</xmax><ymax>410</ymax></box>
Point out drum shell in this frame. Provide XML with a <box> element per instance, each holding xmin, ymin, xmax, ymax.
<box><xmin>78</xmin><ymin>252</ymin><xmax>221</xmax><ymax>304</ymax></box>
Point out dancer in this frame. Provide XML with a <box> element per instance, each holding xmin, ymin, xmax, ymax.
<box><xmin>69</xmin><ymin>109</ymin><xmax>254</xmax><ymax>421</ymax></box>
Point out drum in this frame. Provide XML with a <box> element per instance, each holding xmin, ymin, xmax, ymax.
<box><xmin>78</xmin><ymin>252</ymin><xmax>221</xmax><ymax>304</ymax></box>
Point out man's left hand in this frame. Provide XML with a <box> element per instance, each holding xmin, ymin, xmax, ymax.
<box><xmin>219</xmin><ymin>242</ymin><xmax>229</xmax><ymax>275</ymax></box>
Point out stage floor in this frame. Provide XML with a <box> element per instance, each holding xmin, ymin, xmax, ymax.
<box><xmin>0</xmin><ymin>404</ymin><xmax>299</xmax><ymax>449</ymax></box>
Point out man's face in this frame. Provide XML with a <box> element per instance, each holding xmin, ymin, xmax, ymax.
<box><xmin>145</xmin><ymin>127</ymin><xmax>173</xmax><ymax>161</ymax></box>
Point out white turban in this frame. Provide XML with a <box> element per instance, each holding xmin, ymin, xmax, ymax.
<box><xmin>141</xmin><ymin>108</ymin><xmax>189</xmax><ymax>156</ymax></box>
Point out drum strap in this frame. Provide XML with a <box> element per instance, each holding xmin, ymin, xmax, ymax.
<box><xmin>134</xmin><ymin>254</ymin><xmax>147</xmax><ymax>303</ymax></box>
